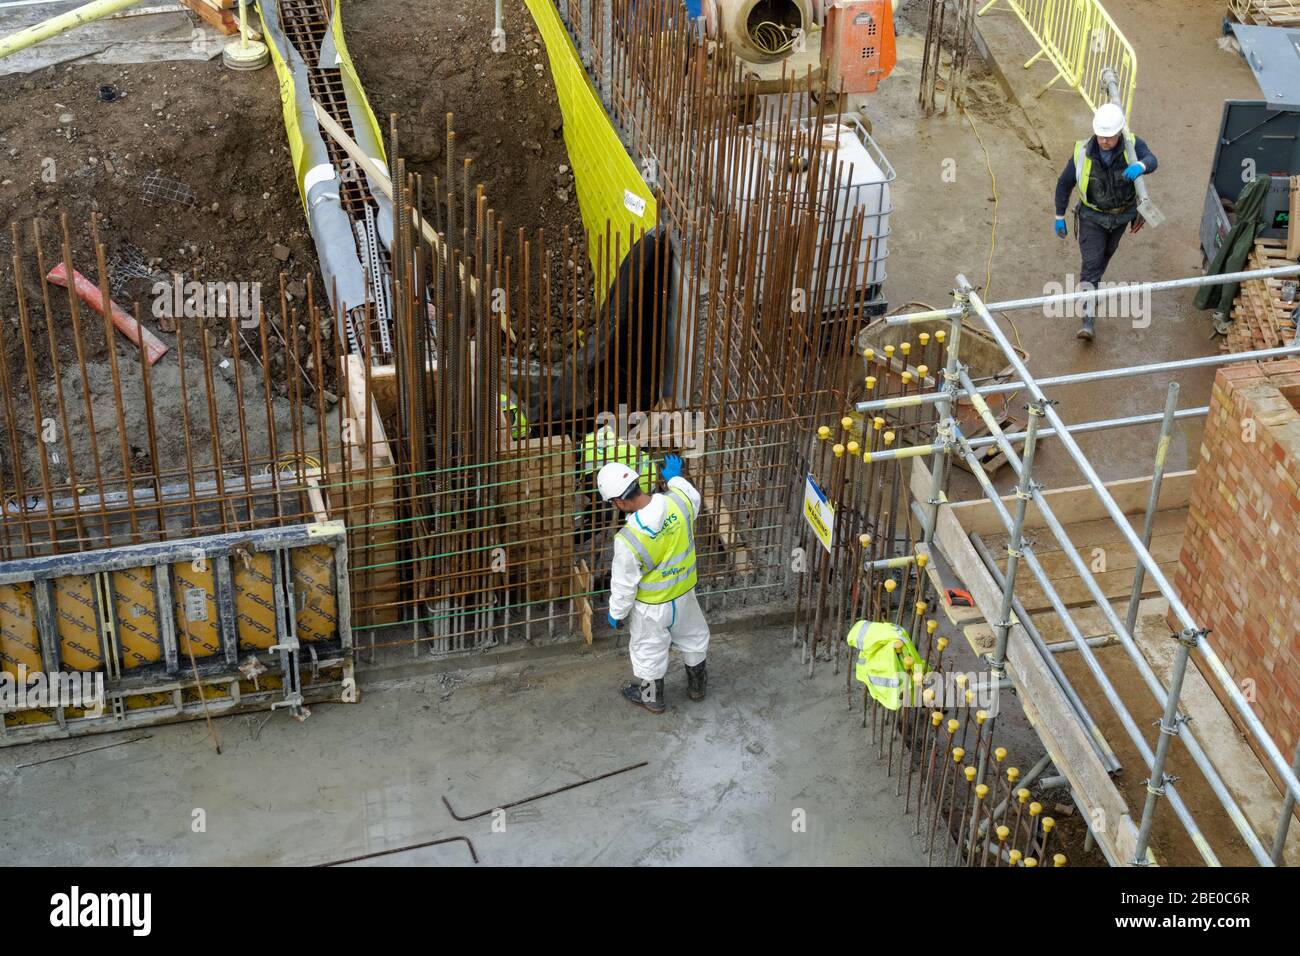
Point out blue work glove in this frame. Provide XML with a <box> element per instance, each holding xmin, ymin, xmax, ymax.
<box><xmin>661</xmin><ymin>453</ymin><xmax>683</xmax><ymax>482</ymax></box>
<box><xmin>1054</xmin><ymin>217</ymin><xmax>1067</xmax><ymax>239</ymax></box>
<box><xmin>608</xmin><ymin>613</ymin><xmax>623</xmax><ymax>630</ymax></box>
<box><xmin>1123</xmin><ymin>161</ymin><xmax>1145</xmax><ymax>182</ymax></box>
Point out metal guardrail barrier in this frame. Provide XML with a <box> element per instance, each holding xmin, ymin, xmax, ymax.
<box><xmin>978</xmin><ymin>0</ymin><xmax>1137</xmax><ymax>118</ymax></box>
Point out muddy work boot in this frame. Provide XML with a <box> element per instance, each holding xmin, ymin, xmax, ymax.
<box><xmin>1076</xmin><ymin>303</ymin><xmax>1095</xmax><ymax>341</ymax></box>
<box><xmin>621</xmin><ymin>678</ymin><xmax>665</xmax><ymax>714</ymax></box>
<box><xmin>685</xmin><ymin>660</ymin><xmax>708</xmax><ymax>701</ymax></box>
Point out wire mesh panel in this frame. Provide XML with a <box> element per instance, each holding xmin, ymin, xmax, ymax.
<box><xmin>140</xmin><ymin>171</ymin><xmax>197</xmax><ymax>209</ymax></box>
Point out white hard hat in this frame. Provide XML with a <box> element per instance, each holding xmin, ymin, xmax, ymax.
<box><xmin>1092</xmin><ymin>103</ymin><xmax>1125</xmax><ymax>138</ymax></box>
<box><xmin>597</xmin><ymin>462</ymin><xmax>640</xmax><ymax>502</ymax></box>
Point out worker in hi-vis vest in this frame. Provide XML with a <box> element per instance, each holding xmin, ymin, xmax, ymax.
<box><xmin>1054</xmin><ymin>102</ymin><xmax>1158</xmax><ymax>342</ymax></box>
<box><xmin>597</xmin><ymin>454</ymin><xmax>709</xmax><ymax>714</ymax></box>
<box><xmin>846</xmin><ymin>620</ymin><xmax>924</xmax><ymax>710</ymax></box>
<box><xmin>581</xmin><ymin>425</ymin><xmax>657</xmax><ymax>493</ymax></box>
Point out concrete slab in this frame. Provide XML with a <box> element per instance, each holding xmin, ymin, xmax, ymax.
<box><xmin>0</xmin><ymin>622</ymin><xmax>928</xmax><ymax>866</ymax></box>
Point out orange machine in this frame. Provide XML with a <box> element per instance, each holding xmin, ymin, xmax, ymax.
<box><xmin>820</xmin><ymin>0</ymin><xmax>897</xmax><ymax>94</ymax></box>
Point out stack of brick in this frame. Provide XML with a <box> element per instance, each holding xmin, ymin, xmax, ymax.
<box><xmin>1173</xmin><ymin>360</ymin><xmax>1300</xmax><ymax>779</ymax></box>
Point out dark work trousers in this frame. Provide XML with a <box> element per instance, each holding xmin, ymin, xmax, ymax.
<box><xmin>1074</xmin><ymin>207</ymin><xmax>1128</xmax><ymax>288</ymax></box>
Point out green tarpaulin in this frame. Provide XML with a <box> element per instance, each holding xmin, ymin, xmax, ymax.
<box><xmin>1194</xmin><ymin>176</ymin><xmax>1271</xmax><ymax>314</ymax></box>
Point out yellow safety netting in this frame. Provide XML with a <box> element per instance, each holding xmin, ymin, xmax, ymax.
<box><xmin>525</xmin><ymin>0</ymin><xmax>658</xmax><ymax>281</ymax></box>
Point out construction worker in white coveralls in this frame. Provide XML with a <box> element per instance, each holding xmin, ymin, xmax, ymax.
<box><xmin>597</xmin><ymin>454</ymin><xmax>709</xmax><ymax>714</ymax></box>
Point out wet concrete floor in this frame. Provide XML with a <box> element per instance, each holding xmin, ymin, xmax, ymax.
<box><xmin>0</xmin><ymin>624</ymin><xmax>927</xmax><ymax>866</ymax></box>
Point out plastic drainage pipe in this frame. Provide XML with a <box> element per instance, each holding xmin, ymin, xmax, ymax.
<box><xmin>0</xmin><ymin>0</ymin><xmax>141</xmax><ymax>60</ymax></box>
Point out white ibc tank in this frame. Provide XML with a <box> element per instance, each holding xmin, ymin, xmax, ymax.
<box><xmin>818</xmin><ymin>119</ymin><xmax>892</xmax><ymax>296</ymax></box>
<box><xmin>725</xmin><ymin>117</ymin><xmax>894</xmax><ymax>310</ymax></box>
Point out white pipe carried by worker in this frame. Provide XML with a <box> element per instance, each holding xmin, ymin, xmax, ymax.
<box><xmin>597</xmin><ymin>454</ymin><xmax>710</xmax><ymax>715</ymax></box>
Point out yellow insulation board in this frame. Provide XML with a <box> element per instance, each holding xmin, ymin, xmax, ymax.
<box><xmin>525</xmin><ymin>0</ymin><xmax>658</xmax><ymax>280</ymax></box>
<box><xmin>331</xmin><ymin>3</ymin><xmax>388</xmax><ymax>170</ymax></box>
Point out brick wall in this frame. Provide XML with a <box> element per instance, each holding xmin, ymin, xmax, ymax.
<box><xmin>1174</xmin><ymin>360</ymin><xmax>1300</xmax><ymax>768</ymax></box>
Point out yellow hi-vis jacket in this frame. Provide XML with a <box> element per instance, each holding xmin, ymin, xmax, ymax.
<box><xmin>615</xmin><ymin>488</ymin><xmax>698</xmax><ymax>604</ymax></box>
<box><xmin>1073</xmin><ymin>134</ymin><xmax>1140</xmax><ymax>214</ymax></box>
<box><xmin>500</xmin><ymin>392</ymin><xmax>527</xmax><ymax>440</ymax></box>
<box><xmin>847</xmin><ymin>620</ymin><xmax>924</xmax><ymax>710</ymax></box>
<box><xmin>581</xmin><ymin>430</ymin><xmax>657</xmax><ymax>494</ymax></box>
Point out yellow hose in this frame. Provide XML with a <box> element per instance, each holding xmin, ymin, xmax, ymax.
<box><xmin>0</xmin><ymin>0</ymin><xmax>141</xmax><ymax>61</ymax></box>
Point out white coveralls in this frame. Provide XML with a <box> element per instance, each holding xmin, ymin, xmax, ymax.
<box><xmin>609</xmin><ymin>476</ymin><xmax>711</xmax><ymax>681</ymax></box>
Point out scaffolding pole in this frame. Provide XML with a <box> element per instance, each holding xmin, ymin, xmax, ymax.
<box><xmin>863</xmin><ymin>405</ymin><xmax>1208</xmax><ymax>464</ymax></box>
<box><xmin>882</xmin><ymin>263</ymin><xmax>1300</xmax><ymax>326</ymax></box>
<box><xmin>857</xmin><ymin>344</ymin><xmax>1300</xmax><ymax>413</ymax></box>
<box><xmin>947</xmin><ymin>418</ymin><xmax>1224</xmax><ymax>866</ymax></box>
<box><xmin>1123</xmin><ymin>381</ymin><xmax>1180</xmax><ymax>640</ymax></box>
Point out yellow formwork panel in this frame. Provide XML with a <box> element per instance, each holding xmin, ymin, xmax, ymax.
<box><xmin>0</xmin><ymin>581</ymin><xmax>52</xmax><ymax>726</ymax></box>
<box><xmin>171</xmin><ymin>562</ymin><xmax>221</xmax><ymax>659</ymax></box>
<box><xmin>0</xmin><ymin>581</ymin><xmax>40</xmax><ymax>673</ymax></box>
<box><xmin>240</xmin><ymin>674</ymin><xmax>283</xmax><ymax>696</ymax></box>
<box><xmin>234</xmin><ymin>551</ymin><xmax>278</xmax><ymax>651</ymax></box>
<box><xmin>112</xmin><ymin>566</ymin><xmax>162</xmax><ymax>669</ymax></box>
<box><xmin>53</xmin><ymin>574</ymin><xmax>102</xmax><ymax>719</ymax></box>
<box><xmin>53</xmin><ymin>573</ymin><xmax>102</xmax><ymax>671</ymax></box>
<box><xmin>291</xmin><ymin>544</ymin><xmax>337</xmax><ymax>643</ymax></box>
<box><xmin>181</xmin><ymin>683</ymin><xmax>231</xmax><ymax>705</ymax></box>
<box><xmin>526</xmin><ymin>0</ymin><xmax>658</xmax><ymax>284</ymax></box>
<box><xmin>124</xmin><ymin>693</ymin><xmax>172</xmax><ymax>711</ymax></box>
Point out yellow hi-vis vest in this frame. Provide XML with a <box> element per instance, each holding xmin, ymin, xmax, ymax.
<box><xmin>500</xmin><ymin>392</ymin><xmax>527</xmax><ymax>440</ymax></box>
<box><xmin>1074</xmin><ymin>135</ymin><xmax>1138</xmax><ymax>214</ymax></box>
<box><xmin>616</xmin><ymin>489</ymin><xmax>698</xmax><ymax>604</ymax></box>
<box><xmin>847</xmin><ymin>620</ymin><xmax>924</xmax><ymax>711</ymax></box>
<box><xmin>581</xmin><ymin>430</ymin><xmax>656</xmax><ymax>494</ymax></box>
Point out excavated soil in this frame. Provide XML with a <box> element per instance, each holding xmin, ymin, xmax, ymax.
<box><xmin>0</xmin><ymin>0</ymin><xmax>583</xmax><ymax>486</ymax></box>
